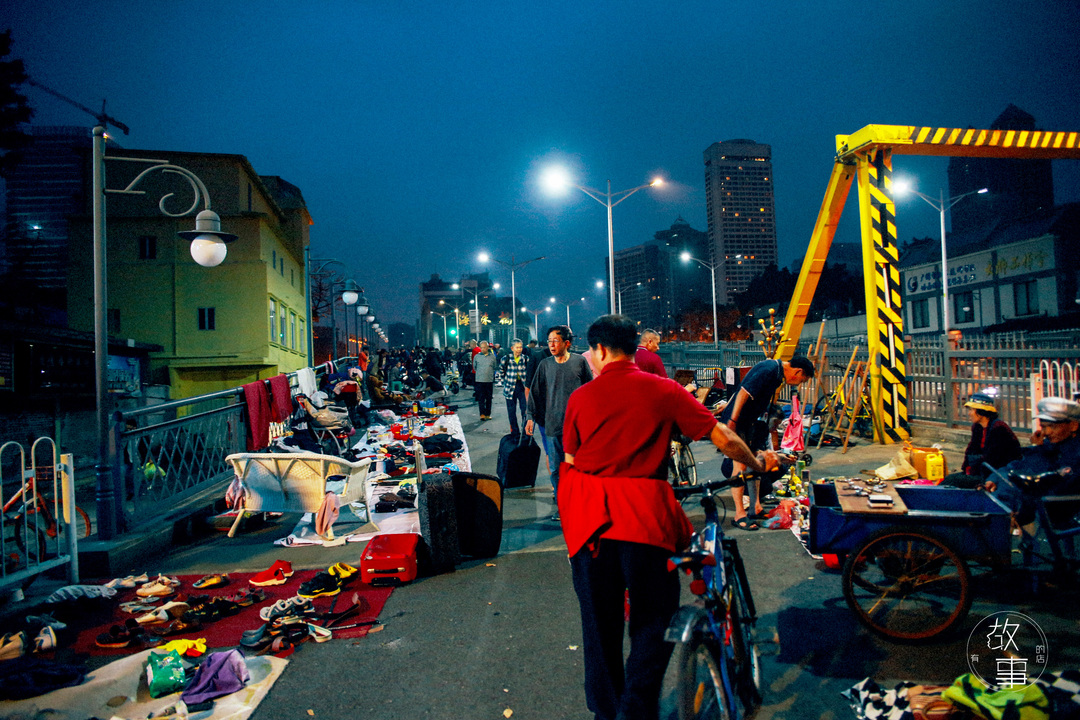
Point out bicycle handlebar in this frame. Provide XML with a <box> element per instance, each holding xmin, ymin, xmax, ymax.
<box><xmin>672</xmin><ymin>475</ymin><xmax>748</xmax><ymax>499</ymax></box>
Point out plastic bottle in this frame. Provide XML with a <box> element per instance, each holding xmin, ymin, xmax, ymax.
<box><xmin>925</xmin><ymin>453</ymin><xmax>945</xmax><ymax>483</ymax></box>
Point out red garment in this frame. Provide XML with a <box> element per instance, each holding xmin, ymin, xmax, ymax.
<box><xmin>358</xmin><ymin>351</ymin><xmax>370</xmax><ymax>372</ymax></box>
<box><xmin>242</xmin><ymin>380</ymin><xmax>272</xmax><ymax>451</ymax></box>
<box><xmin>634</xmin><ymin>346</ymin><xmax>667</xmax><ymax>378</ymax></box>
<box><xmin>471</xmin><ymin>346</ymin><xmax>482</xmax><ymax>359</ymax></box>
<box><xmin>557</xmin><ymin>464</ymin><xmax>694</xmax><ymax>556</ymax></box>
<box><xmin>563</xmin><ymin>360</ymin><xmax>716</xmax><ymax>479</ymax></box>
<box><xmin>267</xmin><ymin>374</ymin><xmax>292</xmax><ymax>423</ymax></box>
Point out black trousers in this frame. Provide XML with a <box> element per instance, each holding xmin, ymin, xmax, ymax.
<box><xmin>475</xmin><ymin>381</ymin><xmax>494</xmax><ymax>416</ymax></box>
<box><xmin>570</xmin><ymin>539</ymin><xmax>680</xmax><ymax>720</ymax></box>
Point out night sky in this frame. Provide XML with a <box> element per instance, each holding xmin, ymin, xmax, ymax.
<box><xmin>7</xmin><ymin>1</ymin><xmax>1080</xmax><ymax>330</ymax></box>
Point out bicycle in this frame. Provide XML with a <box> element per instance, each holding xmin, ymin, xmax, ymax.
<box><xmin>670</xmin><ymin>433</ymin><xmax>698</xmax><ymax>488</ymax></box>
<box><xmin>3</xmin><ymin>463</ymin><xmax>91</xmax><ymax>563</ymax></box>
<box><xmin>666</xmin><ymin>472</ymin><xmax>769</xmax><ymax>719</ymax></box>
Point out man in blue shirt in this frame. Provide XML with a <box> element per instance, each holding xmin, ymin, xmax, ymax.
<box><xmin>718</xmin><ymin>356</ymin><xmax>815</xmax><ymax>529</ymax></box>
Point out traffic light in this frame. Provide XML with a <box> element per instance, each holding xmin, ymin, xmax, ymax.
<box><xmin>449</xmin><ymin>328</ymin><xmax>456</xmax><ymax>336</ymax></box>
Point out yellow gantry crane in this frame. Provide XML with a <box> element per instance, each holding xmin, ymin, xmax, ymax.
<box><xmin>775</xmin><ymin>124</ymin><xmax>1080</xmax><ymax>444</ymax></box>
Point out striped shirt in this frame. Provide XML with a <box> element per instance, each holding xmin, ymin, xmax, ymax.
<box><xmin>499</xmin><ymin>353</ymin><xmax>530</xmax><ymax>399</ymax></box>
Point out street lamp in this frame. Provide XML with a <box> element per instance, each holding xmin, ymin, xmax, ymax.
<box><xmin>454</xmin><ymin>281</ymin><xmax>495</xmax><ymax>344</ymax></box>
<box><xmin>478</xmin><ymin>251</ymin><xmax>544</xmax><ymax>345</ymax></box>
<box><xmin>680</xmin><ymin>252</ymin><xmax>720</xmax><ymax>348</ymax></box>
<box><xmin>550</xmin><ymin>297</ymin><xmax>585</xmax><ymax>331</ymax></box>
<box><xmin>440</xmin><ymin>299</ymin><xmax>464</xmax><ymax>350</ymax></box>
<box><xmin>92</xmin><ymin>126</ymin><xmax>236</xmax><ymax>539</ymax></box>
<box><xmin>895</xmin><ymin>181</ymin><xmax>988</xmax><ymax>331</ymax></box>
<box><xmin>431</xmin><ymin>310</ymin><xmax>451</xmax><ymax>348</ymax></box>
<box><xmin>524</xmin><ymin>305</ymin><xmax>551</xmax><ymax>341</ymax></box>
<box><xmin>541</xmin><ymin>166</ymin><xmax>664</xmax><ymax>313</ymax></box>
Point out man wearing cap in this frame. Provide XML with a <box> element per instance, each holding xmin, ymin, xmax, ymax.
<box><xmin>985</xmin><ymin>397</ymin><xmax>1080</xmax><ymax>531</ymax></box>
<box><xmin>941</xmin><ymin>389</ymin><xmax>1022</xmax><ymax>488</ymax></box>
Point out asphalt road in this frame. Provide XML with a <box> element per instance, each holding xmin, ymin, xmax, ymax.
<box><xmin>160</xmin><ymin>386</ymin><xmax>1080</xmax><ymax>720</ymax></box>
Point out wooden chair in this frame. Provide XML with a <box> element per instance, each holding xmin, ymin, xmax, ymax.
<box><xmin>224</xmin><ymin>452</ymin><xmax>372</xmax><ymax>539</ymax></box>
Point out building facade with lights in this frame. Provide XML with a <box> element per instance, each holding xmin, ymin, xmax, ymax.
<box><xmin>899</xmin><ymin>203</ymin><xmax>1080</xmax><ymax>335</ymax></box>
<box><xmin>67</xmin><ymin>148</ymin><xmax>311</xmax><ymax>399</ymax></box>
<box><xmin>702</xmin><ymin>139</ymin><xmax>778</xmax><ymax>303</ymax></box>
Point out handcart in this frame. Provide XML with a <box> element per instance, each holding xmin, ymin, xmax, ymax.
<box><xmin>808</xmin><ymin>482</ymin><xmax>1013</xmax><ymax>642</ymax></box>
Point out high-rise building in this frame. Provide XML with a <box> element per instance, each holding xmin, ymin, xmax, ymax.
<box><xmin>703</xmin><ymin>139</ymin><xmax>778</xmax><ymax>302</ymax></box>
<box><xmin>2</xmin><ymin>126</ymin><xmax>96</xmax><ymax>320</ymax></box>
<box><xmin>948</xmin><ymin>105</ymin><xmax>1054</xmax><ymax>236</ymax></box>
<box><xmin>652</xmin><ymin>216</ymin><xmax>711</xmax><ymax>317</ymax></box>
<box><xmin>609</xmin><ymin>243</ymin><xmax>676</xmax><ymax>331</ymax></box>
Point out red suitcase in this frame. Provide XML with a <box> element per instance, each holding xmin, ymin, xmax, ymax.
<box><xmin>361</xmin><ymin>533</ymin><xmax>419</xmax><ymax>586</ymax></box>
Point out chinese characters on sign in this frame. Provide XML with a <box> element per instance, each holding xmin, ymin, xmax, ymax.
<box><xmin>985</xmin><ymin>249</ymin><xmax>1049</xmax><ymax>279</ymax></box>
<box><xmin>967</xmin><ymin>612</ymin><xmax>1047</xmax><ymax>690</ymax></box>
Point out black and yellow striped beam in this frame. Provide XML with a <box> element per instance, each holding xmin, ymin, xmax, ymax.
<box><xmin>837</xmin><ymin>124</ymin><xmax>1080</xmax><ymax>160</ymax></box>
<box><xmin>856</xmin><ymin>148</ymin><xmax>908</xmax><ymax>443</ymax></box>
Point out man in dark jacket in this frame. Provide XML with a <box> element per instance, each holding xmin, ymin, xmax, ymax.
<box><xmin>941</xmin><ymin>388</ymin><xmax>1022</xmax><ymax>488</ymax></box>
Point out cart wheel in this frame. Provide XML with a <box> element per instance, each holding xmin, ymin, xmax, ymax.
<box><xmin>800</xmin><ymin>453</ymin><xmax>813</xmax><ymax>467</ymax></box>
<box><xmin>842</xmin><ymin>528</ymin><xmax>972</xmax><ymax>642</ymax></box>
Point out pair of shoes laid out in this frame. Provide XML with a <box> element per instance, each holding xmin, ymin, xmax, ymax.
<box><xmin>298</xmin><ymin>562</ymin><xmax>359</xmax><ymax>599</ymax></box>
<box><xmin>136</xmin><ymin>575</ymin><xmax>181</xmax><ymax>598</ymax></box>
<box><xmin>183</xmin><ymin>596</ymin><xmax>241</xmax><ymax>624</ymax></box>
<box><xmin>34</xmin><ymin>626</ymin><xmax>58</xmax><ymax>652</ymax></box>
<box><xmin>250</xmin><ymin>560</ymin><xmax>294</xmax><ymax>587</ymax></box>
<box><xmin>135</xmin><ymin>601</ymin><xmax>190</xmax><ymax>626</ymax></box>
<box><xmin>259</xmin><ymin>596</ymin><xmax>315</xmax><ymax>622</ymax></box>
<box><xmin>96</xmin><ymin>619</ymin><xmax>155</xmax><ymax>649</ymax></box>
<box><xmin>193</xmin><ymin>573</ymin><xmax>230</xmax><ymax>589</ymax></box>
<box><xmin>105</xmin><ymin>572</ymin><xmax>150</xmax><ymax>589</ymax></box>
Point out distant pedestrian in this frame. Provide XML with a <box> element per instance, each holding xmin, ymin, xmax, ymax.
<box><xmin>499</xmin><ymin>339</ymin><xmax>531</xmax><ymax>435</ymax></box>
<box><xmin>634</xmin><ymin>329</ymin><xmax>666</xmax><ymax>378</ymax></box>
<box><xmin>526</xmin><ymin>326</ymin><xmax>592</xmax><ymax>520</ymax></box>
<box><xmin>473</xmin><ymin>341</ymin><xmax>497</xmax><ymax>420</ymax></box>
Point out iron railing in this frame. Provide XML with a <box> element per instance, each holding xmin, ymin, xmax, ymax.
<box><xmin>110</xmin><ymin>358</ymin><xmax>355</xmax><ymax>533</ymax></box>
<box><xmin>659</xmin><ymin>336</ymin><xmax>1080</xmax><ymax>434</ymax></box>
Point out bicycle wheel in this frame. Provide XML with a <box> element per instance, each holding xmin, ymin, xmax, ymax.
<box><xmin>57</xmin><ymin>506</ymin><xmax>92</xmax><ymax>540</ymax></box>
<box><xmin>677</xmin><ymin>444</ymin><xmax>698</xmax><ymax>486</ymax></box>
<box><xmin>727</xmin><ymin>572</ymin><xmax>762</xmax><ymax>711</ymax></box>
<box><xmin>842</xmin><ymin>528</ymin><xmax>972</xmax><ymax>641</ymax></box>
<box><xmin>675</xmin><ymin>635</ymin><xmax>733</xmax><ymax>720</ymax></box>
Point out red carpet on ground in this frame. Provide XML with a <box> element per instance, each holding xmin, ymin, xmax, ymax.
<box><xmin>70</xmin><ymin>570</ymin><xmax>393</xmax><ymax>656</ymax></box>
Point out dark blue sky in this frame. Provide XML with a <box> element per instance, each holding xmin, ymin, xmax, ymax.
<box><xmin>8</xmin><ymin>1</ymin><xmax>1080</xmax><ymax>329</ymax></box>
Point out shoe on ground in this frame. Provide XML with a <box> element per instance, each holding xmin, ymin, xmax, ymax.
<box><xmin>259</xmin><ymin>596</ymin><xmax>314</xmax><ymax>622</ymax></box>
<box><xmin>34</xmin><ymin>627</ymin><xmax>57</xmax><ymax>652</ymax></box>
<box><xmin>0</xmin><ymin>632</ymin><xmax>26</xmax><ymax>660</ymax></box>
<box><xmin>298</xmin><ymin>572</ymin><xmax>341</xmax><ymax>599</ymax></box>
<box><xmin>193</xmin><ymin>573</ymin><xmax>230</xmax><ymax>589</ymax></box>
<box><xmin>330</xmin><ymin>562</ymin><xmax>360</xmax><ymax>586</ymax></box>
<box><xmin>136</xmin><ymin>576</ymin><xmax>180</xmax><ymax>598</ymax></box>
<box><xmin>549</xmin><ymin>511</ymin><xmax>561</xmax><ymax>522</ymax></box>
<box><xmin>250</xmin><ymin>560</ymin><xmax>294</xmax><ymax>587</ymax></box>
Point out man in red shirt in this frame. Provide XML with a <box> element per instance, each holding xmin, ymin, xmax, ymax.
<box><xmin>559</xmin><ymin>314</ymin><xmax>776</xmax><ymax>720</ymax></box>
<box><xmin>633</xmin><ymin>328</ymin><xmax>666</xmax><ymax>378</ymax></box>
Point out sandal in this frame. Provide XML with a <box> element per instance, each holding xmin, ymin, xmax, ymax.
<box><xmin>320</xmin><ymin>592</ymin><xmax>371</xmax><ymax>628</ymax></box>
<box><xmin>733</xmin><ymin>517</ymin><xmax>759</xmax><ymax>531</ymax></box>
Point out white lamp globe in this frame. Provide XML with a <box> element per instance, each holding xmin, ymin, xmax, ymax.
<box><xmin>190</xmin><ymin>235</ymin><xmax>227</xmax><ymax>267</ymax></box>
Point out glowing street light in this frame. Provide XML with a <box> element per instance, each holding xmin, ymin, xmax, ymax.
<box><xmin>542</xmin><ymin>166</ymin><xmax>664</xmax><ymax>313</ymax></box>
<box><xmin>894</xmin><ymin>179</ymin><xmax>988</xmax><ymax>331</ymax></box>
<box><xmin>478</xmin><ymin>251</ymin><xmax>545</xmax><ymax>345</ymax></box>
<box><xmin>681</xmin><ymin>251</ymin><xmax>720</xmax><ymax>348</ymax></box>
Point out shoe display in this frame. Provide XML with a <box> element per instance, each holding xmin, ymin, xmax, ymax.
<box><xmin>193</xmin><ymin>573</ymin><xmax>230</xmax><ymax>589</ymax></box>
<box><xmin>136</xmin><ymin>576</ymin><xmax>181</xmax><ymax>598</ymax></box>
<box><xmin>136</xmin><ymin>601</ymin><xmax>190</xmax><ymax>626</ymax></box>
<box><xmin>34</xmin><ymin>627</ymin><xmax>57</xmax><ymax>652</ymax></box>
<box><xmin>259</xmin><ymin>596</ymin><xmax>314</xmax><ymax>622</ymax></box>
<box><xmin>0</xmin><ymin>632</ymin><xmax>26</xmax><ymax>660</ymax></box>
<box><xmin>330</xmin><ymin>562</ymin><xmax>360</xmax><ymax>586</ymax></box>
<box><xmin>298</xmin><ymin>572</ymin><xmax>341</xmax><ymax>599</ymax></box>
<box><xmin>95</xmin><ymin>620</ymin><xmax>143</xmax><ymax>649</ymax></box>
<box><xmin>250</xmin><ymin>560</ymin><xmax>294</xmax><ymax>587</ymax></box>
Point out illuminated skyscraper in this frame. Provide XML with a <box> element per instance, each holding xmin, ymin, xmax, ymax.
<box><xmin>703</xmin><ymin>139</ymin><xmax>778</xmax><ymax>302</ymax></box>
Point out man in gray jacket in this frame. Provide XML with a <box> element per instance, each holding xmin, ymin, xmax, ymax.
<box><xmin>526</xmin><ymin>326</ymin><xmax>592</xmax><ymax>521</ymax></box>
<box><xmin>473</xmin><ymin>341</ymin><xmax>498</xmax><ymax>420</ymax></box>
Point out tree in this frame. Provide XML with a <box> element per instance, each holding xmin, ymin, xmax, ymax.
<box><xmin>0</xmin><ymin>30</ymin><xmax>33</xmax><ymax>178</ymax></box>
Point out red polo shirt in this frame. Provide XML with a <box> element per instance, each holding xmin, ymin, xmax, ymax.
<box><xmin>634</xmin><ymin>346</ymin><xmax>667</xmax><ymax>378</ymax></box>
<box><xmin>563</xmin><ymin>359</ymin><xmax>717</xmax><ymax>479</ymax></box>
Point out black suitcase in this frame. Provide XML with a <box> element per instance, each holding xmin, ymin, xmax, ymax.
<box><xmin>497</xmin><ymin>432</ymin><xmax>540</xmax><ymax>489</ymax></box>
<box><xmin>451</xmin><ymin>471</ymin><xmax>503</xmax><ymax>558</ymax></box>
<box><xmin>418</xmin><ymin>471</ymin><xmax>460</xmax><ymax>574</ymax></box>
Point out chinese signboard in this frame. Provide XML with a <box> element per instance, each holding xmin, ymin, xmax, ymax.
<box><xmin>902</xmin><ymin>236</ymin><xmax>1055</xmax><ymax>297</ymax></box>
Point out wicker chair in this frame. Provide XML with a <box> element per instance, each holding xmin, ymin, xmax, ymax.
<box><xmin>224</xmin><ymin>453</ymin><xmax>372</xmax><ymax>539</ymax></box>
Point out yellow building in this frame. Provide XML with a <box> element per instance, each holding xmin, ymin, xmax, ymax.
<box><xmin>68</xmin><ymin>148</ymin><xmax>311</xmax><ymax>400</ymax></box>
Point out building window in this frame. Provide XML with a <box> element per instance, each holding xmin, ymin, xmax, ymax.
<box><xmin>272</xmin><ymin>250</ymin><xmax>277</xmax><ymax>269</ymax></box>
<box><xmin>299</xmin><ymin>319</ymin><xmax>306</xmax><ymax>353</ymax></box>
<box><xmin>280</xmin><ymin>258</ymin><xmax>285</xmax><ymax>277</ymax></box>
<box><xmin>953</xmin><ymin>292</ymin><xmax>974</xmax><ymax>324</ymax></box>
<box><xmin>911</xmin><ymin>299</ymin><xmax>929</xmax><ymax>329</ymax></box>
<box><xmin>137</xmin><ymin>236</ymin><xmax>157</xmax><ymax>260</ymax></box>
<box><xmin>279</xmin><ymin>306</ymin><xmax>287</xmax><ymax>345</ymax></box>
<box><xmin>269</xmin><ymin>300</ymin><xmax>277</xmax><ymax>343</ymax></box>
<box><xmin>1014</xmin><ymin>280</ymin><xmax>1039</xmax><ymax>316</ymax></box>
<box><xmin>290</xmin><ymin>311</ymin><xmax>297</xmax><ymax>349</ymax></box>
<box><xmin>198</xmin><ymin>307</ymin><xmax>216</xmax><ymax>330</ymax></box>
